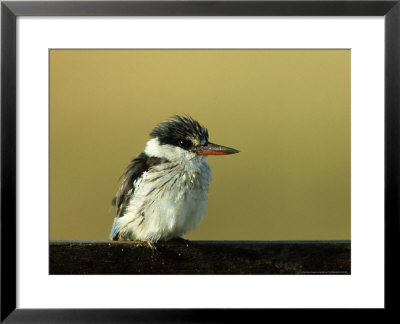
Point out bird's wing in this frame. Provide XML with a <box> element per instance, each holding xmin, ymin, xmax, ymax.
<box><xmin>112</xmin><ymin>152</ymin><xmax>169</xmax><ymax>218</ymax></box>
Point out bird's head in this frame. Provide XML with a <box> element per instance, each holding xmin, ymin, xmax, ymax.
<box><xmin>144</xmin><ymin>115</ymin><xmax>239</xmax><ymax>161</ymax></box>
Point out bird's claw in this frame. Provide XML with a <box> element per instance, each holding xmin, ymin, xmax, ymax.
<box><xmin>146</xmin><ymin>241</ymin><xmax>157</xmax><ymax>250</ymax></box>
<box><xmin>135</xmin><ymin>240</ymin><xmax>157</xmax><ymax>251</ymax></box>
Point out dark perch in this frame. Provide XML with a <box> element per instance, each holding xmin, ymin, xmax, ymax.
<box><xmin>49</xmin><ymin>240</ymin><xmax>350</xmax><ymax>274</ymax></box>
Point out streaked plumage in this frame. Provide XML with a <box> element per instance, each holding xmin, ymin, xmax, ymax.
<box><xmin>110</xmin><ymin>115</ymin><xmax>238</xmax><ymax>242</ymax></box>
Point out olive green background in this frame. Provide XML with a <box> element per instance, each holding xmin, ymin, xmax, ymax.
<box><xmin>50</xmin><ymin>49</ymin><xmax>350</xmax><ymax>241</ymax></box>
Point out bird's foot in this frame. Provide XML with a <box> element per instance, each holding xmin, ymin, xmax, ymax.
<box><xmin>145</xmin><ymin>240</ymin><xmax>157</xmax><ymax>250</ymax></box>
<box><xmin>146</xmin><ymin>241</ymin><xmax>156</xmax><ymax>250</ymax></box>
<box><xmin>135</xmin><ymin>240</ymin><xmax>157</xmax><ymax>250</ymax></box>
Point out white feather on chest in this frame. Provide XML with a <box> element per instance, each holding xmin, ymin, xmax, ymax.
<box><xmin>113</xmin><ymin>139</ymin><xmax>211</xmax><ymax>242</ymax></box>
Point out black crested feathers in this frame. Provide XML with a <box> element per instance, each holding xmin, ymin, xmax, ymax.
<box><xmin>112</xmin><ymin>152</ymin><xmax>169</xmax><ymax>219</ymax></box>
<box><xmin>150</xmin><ymin>115</ymin><xmax>209</xmax><ymax>149</ymax></box>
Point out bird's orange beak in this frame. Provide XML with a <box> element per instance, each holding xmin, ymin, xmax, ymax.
<box><xmin>193</xmin><ymin>142</ymin><xmax>239</xmax><ymax>156</ymax></box>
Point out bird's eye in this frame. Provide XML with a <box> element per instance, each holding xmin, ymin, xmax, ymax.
<box><xmin>178</xmin><ymin>140</ymin><xmax>191</xmax><ymax>149</ymax></box>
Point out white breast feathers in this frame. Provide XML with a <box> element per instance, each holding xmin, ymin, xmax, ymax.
<box><xmin>113</xmin><ymin>142</ymin><xmax>211</xmax><ymax>242</ymax></box>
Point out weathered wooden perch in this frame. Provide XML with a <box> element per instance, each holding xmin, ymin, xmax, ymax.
<box><xmin>50</xmin><ymin>240</ymin><xmax>350</xmax><ymax>274</ymax></box>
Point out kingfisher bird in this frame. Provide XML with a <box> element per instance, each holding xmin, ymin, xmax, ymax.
<box><xmin>110</xmin><ymin>115</ymin><xmax>239</xmax><ymax>243</ymax></box>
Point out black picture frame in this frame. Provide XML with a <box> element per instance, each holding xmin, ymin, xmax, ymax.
<box><xmin>1</xmin><ymin>0</ymin><xmax>399</xmax><ymax>321</ymax></box>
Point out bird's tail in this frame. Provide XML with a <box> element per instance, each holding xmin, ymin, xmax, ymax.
<box><xmin>110</xmin><ymin>218</ymin><xmax>120</xmax><ymax>240</ymax></box>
